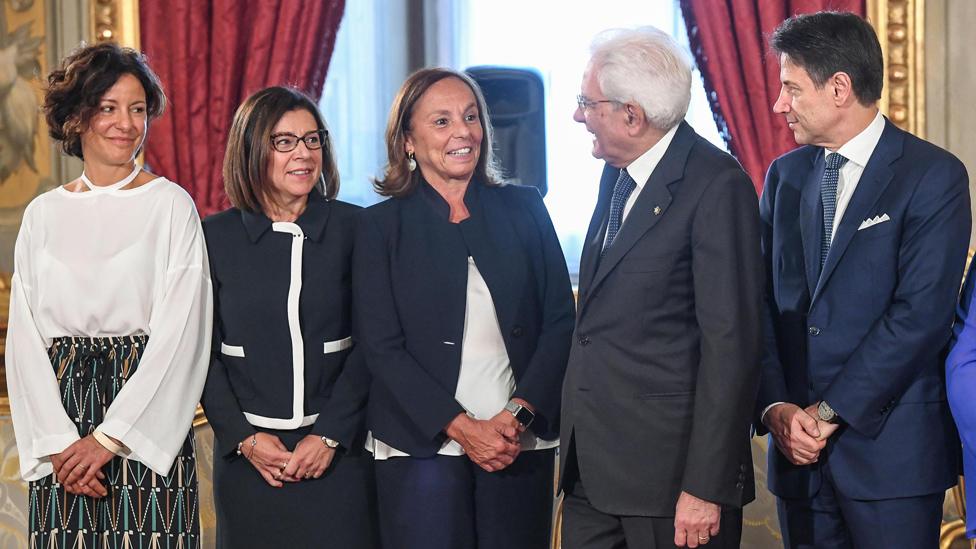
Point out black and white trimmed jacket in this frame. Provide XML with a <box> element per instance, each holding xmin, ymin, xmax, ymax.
<box><xmin>201</xmin><ymin>190</ymin><xmax>369</xmax><ymax>458</ymax></box>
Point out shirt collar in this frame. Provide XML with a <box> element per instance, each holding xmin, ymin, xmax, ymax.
<box><xmin>240</xmin><ymin>188</ymin><xmax>331</xmax><ymax>243</ymax></box>
<box><xmin>830</xmin><ymin>110</ymin><xmax>885</xmax><ymax>168</ymax></box>
<box><xmin>624</xmin><ymin>124</ymin><xmax>680</xmax><ymax>190</ymax></box>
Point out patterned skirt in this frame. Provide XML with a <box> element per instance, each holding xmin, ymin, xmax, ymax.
<box><xmin>28</xmin><ymin>336</ymin><xmax>200</xmax><ymax>548</ymax></box>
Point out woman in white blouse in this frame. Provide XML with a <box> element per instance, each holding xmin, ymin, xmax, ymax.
<box><xmin>5</xmin><ymin>43</ymin><xmax>211</xmax><ymax>548</ymax></box>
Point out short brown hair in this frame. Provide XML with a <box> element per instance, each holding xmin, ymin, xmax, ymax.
<box><xmin>43</xmin><ymin>42</ymin><xmax>166</xmax><ymax>159</ymax></box>
<box><xmin>223</xmin><ymin>86</ymin><xmax>340</xmax><ymax>212</ymax></box>
<box><xmin>374</xmin><ymin>68</ymin><xmax>502</xmax><ymax>197</ymax></box>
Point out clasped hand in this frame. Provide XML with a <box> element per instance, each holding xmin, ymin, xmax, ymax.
<box><xmin>52</xmin><ymin>434</ymin><xmax>115</xmax><ymax>498</ymax></box>
<box><xmin>764</xmin><ymin>402</ymin><xmax>839</xmax><ymax>465</ymax></box>
<box><xmin>446</xmin><ymin>412</ymin><xmax>521</xmax><ymax>472</ymax></box>
<box><xmin>241</xmin><ymin>432</ymin><xmax>336</xmax><ymax>488</ymax></box>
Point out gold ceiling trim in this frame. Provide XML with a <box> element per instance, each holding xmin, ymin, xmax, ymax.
<box><xmin>867</xmin><ymin>0</ymin><xmax>926</xmax><ymax>137</ymax></box>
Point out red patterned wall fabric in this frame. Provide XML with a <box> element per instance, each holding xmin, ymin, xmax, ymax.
<box><xmin>680</xmin><ymin>0</ymin><xmax>865</xmax><ymax>194</ymax></box>
<box><xmin>140</xmin><ymin>0</ymin><xmax>345</xmax><ymax>216</ymax></box>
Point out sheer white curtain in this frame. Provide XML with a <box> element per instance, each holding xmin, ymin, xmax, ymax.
<box><xmin>320</xmin><ymin>0</ymin><xmax>409</xmax><ymax>207</ymax></box>
<box><xmin>452</xmin><ymin>0</ymin><xmax>723</xmax><ymax>280</ymax></box>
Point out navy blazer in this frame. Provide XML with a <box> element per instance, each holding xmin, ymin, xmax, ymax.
<box><xmin>353</xmin><ymin>180</ymin><xmax>575</xmax><ymax>456</ymax></box>
<box><xmin>758</xmin><ymin>118</ymin><xmax>971</xmax><ymax>500</ymax></box>
<box><xmin>201</xmin><ymin>191</ymin><xmax>370</xmax><ymax>458</ymax></box>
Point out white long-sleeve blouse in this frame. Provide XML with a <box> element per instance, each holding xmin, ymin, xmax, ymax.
<box><xmin>5</xmin><ymin>177</ymin><xmax>213</xmax><ymax>481</ymax></box>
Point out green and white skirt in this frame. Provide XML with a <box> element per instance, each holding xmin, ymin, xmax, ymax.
<box><xmin>28</xmin><ymin>336</ymin><xmax>200</xmax><ymax>548</ymax></box>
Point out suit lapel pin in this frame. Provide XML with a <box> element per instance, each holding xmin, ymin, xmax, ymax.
<box><xmin>653</xmin><ymin>206</ymin><xmax>662</xmax><ymax>215</ymax></box>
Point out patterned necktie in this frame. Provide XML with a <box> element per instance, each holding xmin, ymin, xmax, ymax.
<box><xmin>602</xmin><ymin>168</ymin><xmax>638</xmax><ymax>256</ymax></box>
<box><xmin>820</xmin><ymin>152</ymin><xmax>849</xmax><ymax>268</ymax></box>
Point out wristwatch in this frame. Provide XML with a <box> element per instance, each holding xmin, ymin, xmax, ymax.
<box><xmin>320</xmin><ymin>436</ymin><xmax>340</xmax><ymax>449</ymax></box>
<box><xmin>504</xmin><ymin>400</ymin><xmax>535</xmax><ymax>429</ymax></box>
<box><xmin>817</xmin><ymin>400</ymin><xmax>839</xmax><ymax>424</ymax></box>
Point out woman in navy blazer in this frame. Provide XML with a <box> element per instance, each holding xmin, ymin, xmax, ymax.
<box><xmin>354</xmin><ymin>68</ymin><xmax>575</xmax><ymax>549</ymax></box>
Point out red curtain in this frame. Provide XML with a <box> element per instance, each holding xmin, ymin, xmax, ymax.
<box><xmin>680</xmin><ymin>0</ymin><xmax>864</xmax><ymax>194</ymax></box>
<box><xmin>140</xmin><ymin>0</ymin><xmax>346</xmax><ymax>216</ymax></box>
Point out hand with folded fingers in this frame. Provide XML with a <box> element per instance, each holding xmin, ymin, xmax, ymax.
<box><xmin>446</xmin><ymin>413</ymin><xmax>520</xmax><ymax>472</ymax></box>
<box><xmin>241</xmin><ymin>432</ymin><xmax>295</xmax><ymax>487</ymax></box>
<box><xmin>55</xmin><ymin>435</ymin><xmax>114</xmax><ymax>498</ymax></box>
<box><xmin>280</xmin><ymin>435</ymin><xmax>336</xmax><ymax>481</ymax></box>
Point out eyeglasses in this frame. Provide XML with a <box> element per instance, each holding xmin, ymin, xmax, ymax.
<box><xmin>576</xmin><ymin>95</ymin><xmax>619</xmax><ymax>112</ymax></box>
<box><xmin>270</xmin><ymin>129</ymin><xmax>328</xmax><ymax>153</ymax></box>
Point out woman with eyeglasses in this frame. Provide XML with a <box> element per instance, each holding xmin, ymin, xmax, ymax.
<box><xmin>200</xmin><ymin>86</ymin><xmax>377</xmax><ymax>548</ymax></box>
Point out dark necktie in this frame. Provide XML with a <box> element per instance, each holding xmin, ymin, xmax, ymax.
<box><xmin>820</xmin><ymin>152</ymin><xmax>849</xmax><ymax>268</ymax></box>
<box><xmin>602</xmin><ymin>169</ymin><xmax>638</xmax><ymax>256</ymax></box>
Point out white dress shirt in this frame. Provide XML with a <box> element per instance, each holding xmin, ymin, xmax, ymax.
<box><xmin>368</xmin><ymin>257</ymin><xmax>557</xmax><ymax>458</ymax></box>
<box><xmin>6</xmin><ymin>177</ymin><xmax>213</xmax><ymax>480</ymax></box>
<box><xmin>825</xmin><ymin>110</ymin><xmax>886</xmax><ymax>241</ymax></box>
<box><xmin>603</xmin><ymin>124</ymin><xmax>680</xmax><ymax>248</ymax></box>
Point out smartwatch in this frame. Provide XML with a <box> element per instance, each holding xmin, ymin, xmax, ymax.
<box><xmin>504</xmin><ymin>400</ymin><xmax>535</xmax><ymax>429</ymax></box>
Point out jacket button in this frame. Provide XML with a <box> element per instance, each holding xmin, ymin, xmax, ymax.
<box><xmin>739</xmin><ymin>464</ymin><xmax>748</xmax><ymax>473</ymax></box>
<box><xmin>808</xmin><ymin>326</ymin><xmax>821</xmax><ymax>336</ymax></box>
<box><xmin>579</xmin><ymin>335</ymin><xmax>591</xmax><ymax>346</ymax></box>
<box><xmin>736</xmin><ymin>481</ymin><xmax>744</xmax><ymax>489</ymax></box>
<box><xmin>511</xmin><ymin>326</ymin><xmax>524</xmax><ymax>338</ymax></box>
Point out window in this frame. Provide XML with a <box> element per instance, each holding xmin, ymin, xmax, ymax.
<box><xmin>454</xmin><ymin>1</ymin><xmax>724</xmax><ymax>279</ymax></box>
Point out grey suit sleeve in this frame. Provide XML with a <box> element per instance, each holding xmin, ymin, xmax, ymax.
<box><xmin>680</xmin><ymin>167</ymin><xmax>764</xmax><ymax>507</ymax></box>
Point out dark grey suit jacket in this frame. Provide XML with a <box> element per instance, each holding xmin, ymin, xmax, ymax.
<box><xmin>559</xmin><ymin>122</ymin><xmax>763</xmax><ymax>516</ymax></box>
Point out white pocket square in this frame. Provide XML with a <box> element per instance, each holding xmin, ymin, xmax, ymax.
<box><xmin>858</xmin><ymin>213</ymin><xmax>890</xmax><ymax>231</ymax></box>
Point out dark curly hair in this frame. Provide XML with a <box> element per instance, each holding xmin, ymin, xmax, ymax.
<box><xmin>43</xmin><ymin>42</ymin><xmax>166</xmax><ymax>159</ymax></box>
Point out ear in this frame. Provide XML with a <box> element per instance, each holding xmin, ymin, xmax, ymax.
<box><xmin>624</xmin><ymin>103</ymin><xmax>647</xmax><ymax>134</ymax></box>
<box><xmin>404</xmin><ymin>134</ymin><xmax>414</xmax><ymax>155</ymax></box>
<box><xmin>830</xmin><ymin>71</ymin><xmax>855</xmax><ymax>106</ymax></box>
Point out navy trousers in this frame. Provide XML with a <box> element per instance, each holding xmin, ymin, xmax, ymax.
<box><xmin>374</xmin><ymin>449</ymin><xmax>555</xmax><ymax>549</ymax></box>
<box><xmin>776</xmin><ymin>461</ymin><xmax>944</xmax><ymax>549</ymax></box>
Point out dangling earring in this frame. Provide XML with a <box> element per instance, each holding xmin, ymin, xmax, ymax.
<box><xmin>407</xmin><ymin>151</ymin><xmax>417</xmax><ymax>172</ymax></box>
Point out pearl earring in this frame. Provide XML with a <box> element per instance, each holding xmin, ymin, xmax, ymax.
<box><xmin>407</xmin><ymin>152</ymin><xmax>416</xmax><ymax>172</ymax></box>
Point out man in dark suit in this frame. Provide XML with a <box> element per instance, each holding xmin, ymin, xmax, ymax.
<box><xmin>758</xmin><ymin>12</ymin><xmax>971</xmax><ymax>549</ymax></box>
<box><xmin>559</xmin><ymin>26</ymin><xmax>763</xmax><ymax>549</ymax></box>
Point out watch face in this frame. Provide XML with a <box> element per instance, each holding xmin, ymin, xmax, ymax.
<box><xmin>818</xmin><ymin>401</ymin><xmax>835</xmax><ymax>422</ymax></box>
<box><xmin>515</xmin><ymin>407</ymin><xmax>535</xmax><ymax>428</ymax></box>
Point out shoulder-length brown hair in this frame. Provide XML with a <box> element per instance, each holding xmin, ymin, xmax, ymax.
<box><xmin>44</xmin><ymin>42</ymin><xmax>166</xmax><ymax>159</ymax></box>
<box><xmin>223</xmin><ymin>86</ymin><xmax>340</xmax><ymax>212</ymax></box>
<box><xmin>374</xmin><ymin>68</ymin><xmax>502</xmax><ymax>197</ymax></box>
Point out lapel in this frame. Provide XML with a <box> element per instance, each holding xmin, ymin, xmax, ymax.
<box><xmin>462</xmin><ymin>184</ymin><xmax>524</xmax><ymax>336</ymax></box>
<box><xmin>586</xmin><ymin>122</ymin><xmax>696</xmax><ymax>298</ymax></box>
<box><xmin>811</xmin><ymin>120</ymin><xmax>902</xmax><ymax>305</ymax></box>
<box><xmin>800</xmin><ymin>151</ymin><xmax>825</xmax><ymax>298</ymax></box>
<box><xmin>577</xmin><ymin>164</ymin><xmax>617</xmax><ymax>300</ymax></box>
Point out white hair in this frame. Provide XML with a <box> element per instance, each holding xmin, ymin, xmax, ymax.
<box><xmin>589</xmin><ymin>26</ymin><xmax>693</xmax><ymax>131</ymax></box>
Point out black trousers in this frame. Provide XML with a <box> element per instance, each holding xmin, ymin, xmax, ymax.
<box><xmin>375</xmin><ymin>449</ymin><xmax>556</xmax><ymax>549</ymax></box>
<box><xmin>562</xmin><ymin>455</ymin><xmax>742</xmax><ymax>549</ymax></box>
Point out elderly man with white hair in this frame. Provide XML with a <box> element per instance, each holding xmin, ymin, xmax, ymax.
<box><xmin>558</xmin><ymin>26</ymin><xmax>763</xmax><ymax>549</ymax></box>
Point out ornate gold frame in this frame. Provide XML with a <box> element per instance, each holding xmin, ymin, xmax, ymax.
<box><xmin>90</xmin><ymin>0</ymin><xmax>140</xmax><ymax>48</ymax></box>
<box><xmin>866</xmin><ymin>0</ymin><xmax>926</xmax><ymax>137</ymax></box>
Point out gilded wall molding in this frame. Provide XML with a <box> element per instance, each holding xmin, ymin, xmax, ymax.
<box><xmin>90</xmin><ymin>0</ymin><xmax>139</xmax><ymax>48</ymax></box>
<box><xmin>866</xmin><ymin>0</ymin><xmax>926</xmax><ymax>137</ymax></box>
